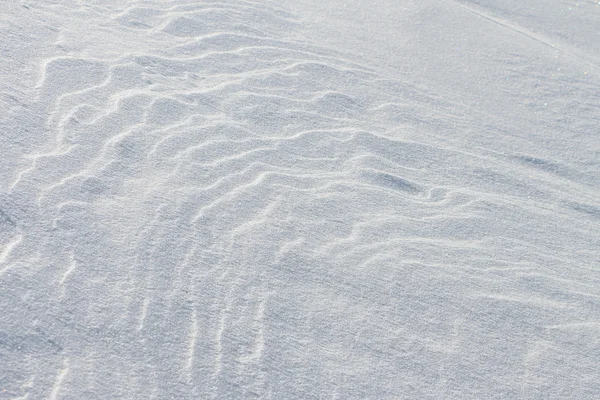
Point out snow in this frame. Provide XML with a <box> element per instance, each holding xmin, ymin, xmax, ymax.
<box><xmin>1</xmin><ymin>0</ymin><xmax>599</xmax><ymax>398</ymax></box>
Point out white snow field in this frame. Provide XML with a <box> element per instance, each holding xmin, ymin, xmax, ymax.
<box><xmin>1</xmin><ymin>0</ymin><xmax>599</xmax><ymax>398</ymax></box>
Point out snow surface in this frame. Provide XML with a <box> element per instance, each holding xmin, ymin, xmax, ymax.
<box><xmin>1</xmin><ymin>0</ymin><xmax>599</xmax><ymax>398</ymax></box>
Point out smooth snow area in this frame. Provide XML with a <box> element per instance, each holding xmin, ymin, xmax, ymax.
<box><xmin>1</xmin><ymin>0</ymin><xmax>599</xmax><ymax>398</ymax></box>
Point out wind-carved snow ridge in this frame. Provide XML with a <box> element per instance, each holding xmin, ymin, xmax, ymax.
<box><xmin>1</xmin><ymin>0</ymin><xmax>599</xmax><ymax>398</ymax></box>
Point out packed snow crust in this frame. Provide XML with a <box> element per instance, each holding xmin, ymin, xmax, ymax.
<box><xmin>1</xmin><ymin>0</ymin><xmax>599</xmax><ymax>398</ymax></box>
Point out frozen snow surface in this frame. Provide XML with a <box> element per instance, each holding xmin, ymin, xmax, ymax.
<box><xmin>1</xmin><ymin>0</ymin><xmax>599</xmax><ymax>398</ymax></box>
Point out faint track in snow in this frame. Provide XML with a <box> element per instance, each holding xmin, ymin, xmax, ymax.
<box><xmin>444</xmin><ymin>0</ymin><xmax>600</xmax><ymax>72</ymax></box>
